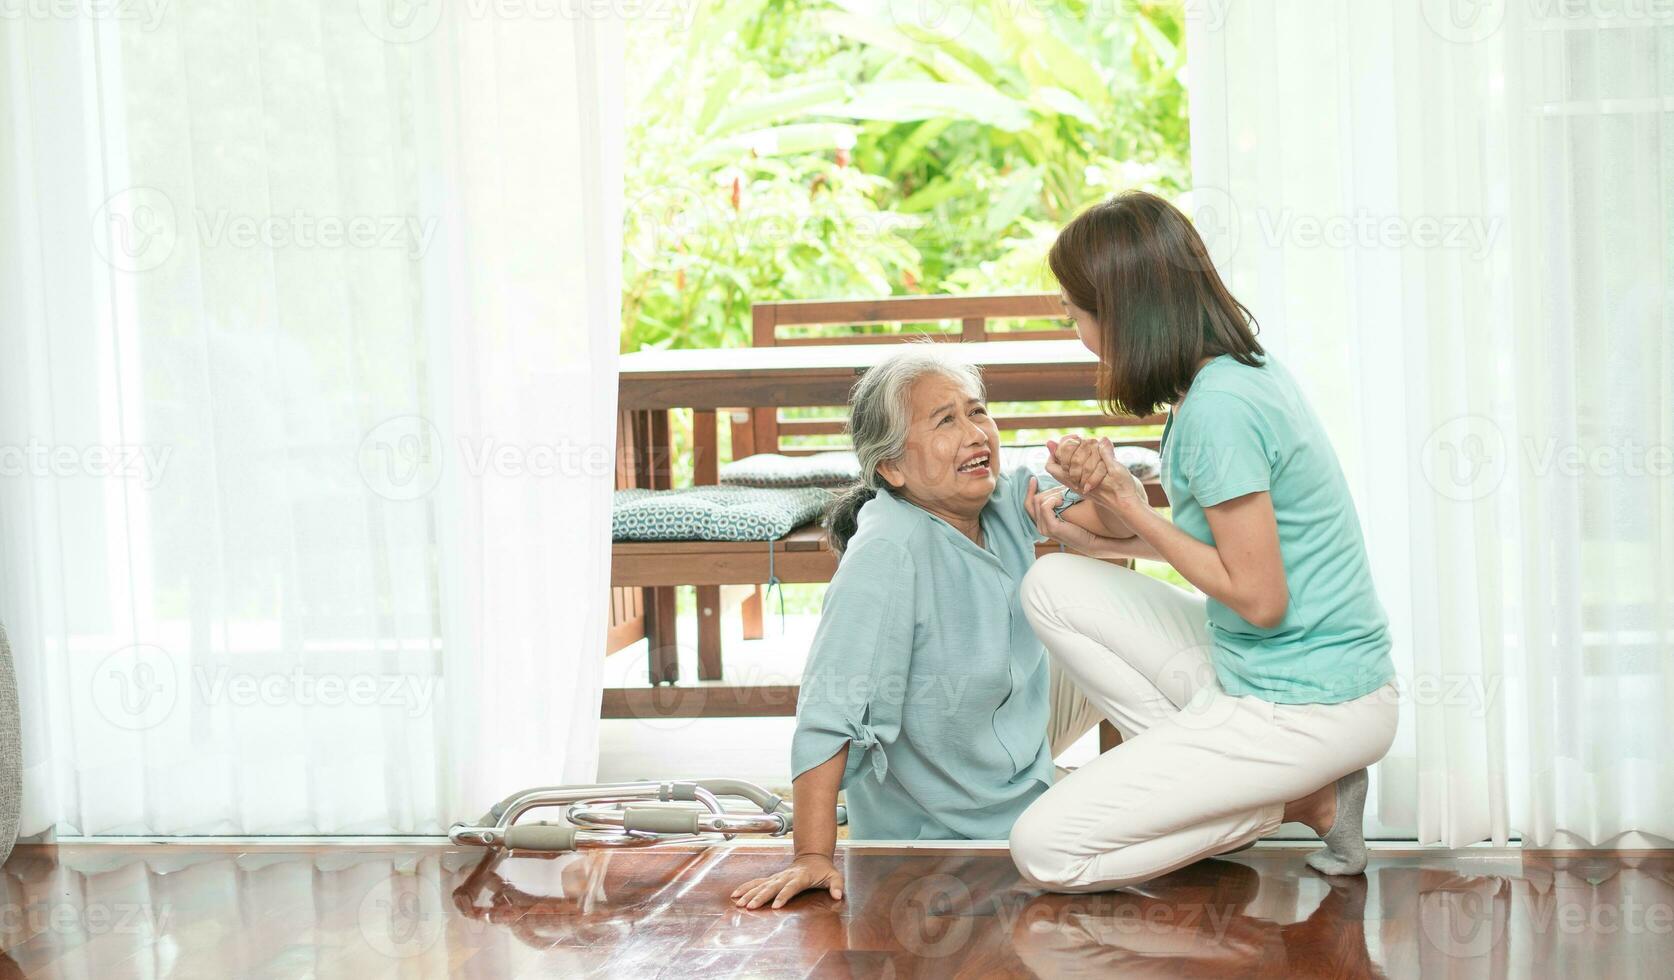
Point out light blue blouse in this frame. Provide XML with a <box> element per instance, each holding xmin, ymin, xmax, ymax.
<box><xmin>790</xmin><ymin>464</ymin><xmax>1063</xmax><ymax>841</ymax></box>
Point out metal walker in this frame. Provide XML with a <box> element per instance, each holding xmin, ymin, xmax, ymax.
<box><xmin>449</xmin><ymin>778</ymin><xmax>844</xmax><ymax>853</ymax></box>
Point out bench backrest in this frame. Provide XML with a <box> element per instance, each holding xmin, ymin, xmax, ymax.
<box><xmin>734</xmin><ymin>294</ymin><xmax>1162</xmax><ymax>459</ymax></box>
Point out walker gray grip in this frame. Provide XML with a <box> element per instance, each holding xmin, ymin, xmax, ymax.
<box><xmin>693</xmin><ymin>779</ymin><xmax>786</xmax><ymax>811</ymax></box>
<box><xmin>623</xmin><ymin>807</ymin><xmax>701</xmax><ymax>834</ymax></box>
<box><xmin>503</xmin><ymin>823</ymin><xmax>578</xmax><ymax>852</ymax></box>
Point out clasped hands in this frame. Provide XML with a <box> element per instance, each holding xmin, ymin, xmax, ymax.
<box><xmin>1024</xmin><ymin>434</ymin><xmax>1150</xmax><ymax>557</ymax></box>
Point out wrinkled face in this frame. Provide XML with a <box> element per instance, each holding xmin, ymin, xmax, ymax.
<box><xmin>1061</xmin><ymin>292</ymin><xmax>1101</xmax><ymax>357</ymax></box>
<box><xmin>876</xmin><ymin>373</ymin><xmax>1001</xmax><ymax>517</ymax></box>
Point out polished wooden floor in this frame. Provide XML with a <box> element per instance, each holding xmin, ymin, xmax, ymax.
<box><xmin>0</xmin><ymin>842</ymin><xmax>1667</xmax><ymax>978</ymax></box>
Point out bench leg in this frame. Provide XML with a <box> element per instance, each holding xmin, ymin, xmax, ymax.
<box><xmin>697</xmin><ymin>585</ymin><xmax>723</xmax><ymax>681</ymax></box>
<box><xmin>646</xmin><ymin>586</ymin><xmax>679</xmax><ymax>685</ymax></box>
<box><xmin>740</xmin><ymin>585</ymin><xmax>764</xmax><ymax>641</ymax></box>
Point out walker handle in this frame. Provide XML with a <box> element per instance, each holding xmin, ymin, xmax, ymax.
<box><xmin>622</xmin><ymin>807</ymin><xmax>702</xmax><ymax>835</ymax></box>
<box><xmin>503</xmin><ymin>823</ymin><xmax>579</xmax><ymax>852</ymax></box>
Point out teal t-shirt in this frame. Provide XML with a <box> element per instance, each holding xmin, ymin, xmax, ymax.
<box><xmin>1160</xmin><ymin>353</ymin><xmax>1394</xmax><ymax>704</ymax></box>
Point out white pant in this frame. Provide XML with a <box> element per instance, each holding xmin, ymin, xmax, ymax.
<box><xmin>1011</xmin><ymin>553</ymin><xmax>1399</xmax><ymax>893</ymax></box>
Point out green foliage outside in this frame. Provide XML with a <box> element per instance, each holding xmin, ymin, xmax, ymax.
<box><xmin>621</xmin><ymin>0</ymin><xmax>1198</xmax><ymax>609</ymax></box>
<box><xmin>623</xmin><ymin>0</ymin><xmax>1192</xmax><ymax>353</ymax></box>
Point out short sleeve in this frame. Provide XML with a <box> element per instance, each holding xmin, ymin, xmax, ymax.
<box><xmin>1175</xmin><ymin>391</ymin><xmax>1275</xmax><ymax>507</ymax></box>
<box><xmin>790</xmin><ymin>540</ymin><xmax>916</xmax><ymax>788</ymax></box>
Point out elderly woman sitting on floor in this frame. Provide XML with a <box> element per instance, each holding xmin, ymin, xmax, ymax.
<box><xmin>732</xmin><ymin>344</ymin><xmax>1138</xmax><ymax>911</ymax></box>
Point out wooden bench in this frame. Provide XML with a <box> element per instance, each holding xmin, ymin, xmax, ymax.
<box><xmin>606</xmin><ymin>295</ymin><xmax>1165</xmax><ymax>742</ymax></box>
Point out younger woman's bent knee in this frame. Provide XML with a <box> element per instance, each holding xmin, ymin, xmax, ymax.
<box><xmin>1009</xmin><ymin>801</ymin><xmax>1092</xmax><ymax>891</ymax></box>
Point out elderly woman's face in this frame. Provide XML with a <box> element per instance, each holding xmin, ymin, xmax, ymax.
<box><xmin>877</xmin><ymin>373</ymin><xmax>1001</xmax><ymax>515</ymax></box>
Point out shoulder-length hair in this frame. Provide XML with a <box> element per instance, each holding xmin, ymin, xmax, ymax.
<box><xmin>1048</xmin><ymin>190</ymin><xmax>1264</xmax><ymax>418</ymax></box>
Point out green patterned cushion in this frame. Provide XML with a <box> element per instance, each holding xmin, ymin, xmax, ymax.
<box><xmin>613</xmin><ymin>486</ymin><xmax>834</xmax><ymax>542</ymax></box>
<box><xmin>718</xmin><ymin>451</ymin><xmax>861</xmax><ymax>489</ymax></box>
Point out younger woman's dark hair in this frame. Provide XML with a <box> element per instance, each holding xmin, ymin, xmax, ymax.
<box><xmin>825</xmin><ymin>344</ymin><xmax>985</xmax><ymax>556</ymax></box>
<box><xmin>1048</xmin><ymin>190</ymin><xmax>1264</xmax><ymax>418</ymax></box>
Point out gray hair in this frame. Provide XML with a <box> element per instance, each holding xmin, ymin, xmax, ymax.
<box><xmin>826</xmin><ymin>343</ymin><xmax>986</xmax><ymax>555</ymax></box>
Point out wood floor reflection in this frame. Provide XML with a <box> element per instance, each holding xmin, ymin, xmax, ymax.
<box><xmin>0</xmin><ymin>842</ymin><xmax>1668</xmax><ymax>977</ymax></box>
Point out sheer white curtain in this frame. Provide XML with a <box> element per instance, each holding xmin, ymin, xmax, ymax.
<box><xmin>1188</xmin><ymin>3</ymin><xmax>1672</xmax><ymax>846</ymax></box>
<box><xmin>0</xmin><ymin>3</ymin><xmax>621</xmax><ymax>835</ymax></box>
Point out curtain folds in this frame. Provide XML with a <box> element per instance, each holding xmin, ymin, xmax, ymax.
<box><xmin>1187</xmin><ymin>2</ymin><xmax>1672</xmax><ymax>846</ymax></box>
<box><xmin>0</xmin><ymin>3</ymin><xmax>622</xmax><ymax>836</ymax></box>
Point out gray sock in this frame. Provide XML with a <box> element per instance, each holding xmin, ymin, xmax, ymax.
<box><xmin>1306</xmin><ymin>768</ymin><xmax>1370</xmax><ymax>876</ymax></box>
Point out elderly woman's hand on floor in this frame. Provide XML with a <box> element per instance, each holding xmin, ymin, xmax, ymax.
<box><xmin>731</xmin><ymin>853</ymin><xmax>845</xmax><ymax>910</ymax></box>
